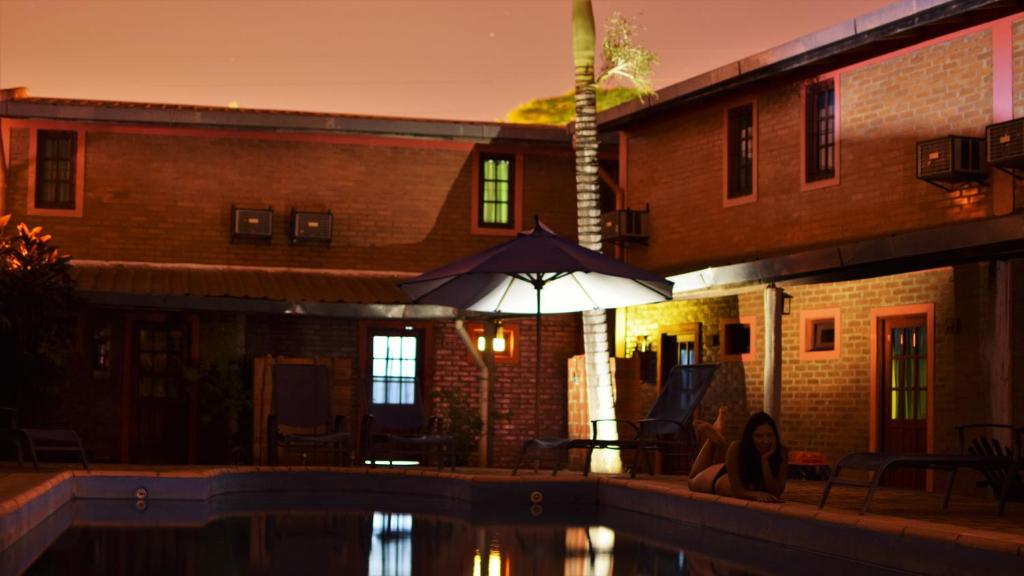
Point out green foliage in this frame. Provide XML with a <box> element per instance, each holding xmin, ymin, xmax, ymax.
<box><xmin>505</xmin><ymin>87</ymin><xmax>647</xmax><ymax>126</ymax></box>
<box><xmin>431</xmin><ymin>387</ymin><xmax>483</xmax><ymax>466</ymax></box>
<box><xmin>597</xmin><ymin>13</ymin><xmax>658</xmax><ymax>94</ymax></box>
<box><xmin>508</xmin><ymin>11</ymin><xmax>657</xmax><ymax>126</ymax></box>
<box><xmin>184</xmin><ymin>356</ymin><xmax>251</xmax><ymax>463</ymax></box>
<box><xmin>0</xmin><ymin>215</ymin><xmax>77</xmax><ymax>409</ymax></box>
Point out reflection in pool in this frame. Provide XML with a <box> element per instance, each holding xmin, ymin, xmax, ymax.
<box><xmin>25</xmin><ymin>508</ymin><xmax>708</xmax><ymax>576</ymax></box>
<box><xmin>12</xmin><ymin>492</ymin><xmax>913</xmax><ymax>576</ymax></box>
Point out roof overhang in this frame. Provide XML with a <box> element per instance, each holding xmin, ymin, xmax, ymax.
<box><xmin>70</xmin><ymin>260</ymin><xmax>457</xmax><ymax>319</ymax></box>
<box><xmin>600</xmin><ymin>0</ymin><xmax>1020</xmax><ymax>131</ymax></box>
<box><xmin>668</xmin><ymin>213</ymin><xmax>1024</xmax><ymax>298</ymax></box>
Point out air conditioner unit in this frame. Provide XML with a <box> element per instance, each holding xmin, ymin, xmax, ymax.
<box><xmin>986</xmin><ymin>118</ymin><xmax>1024</xmax><ymax>173</ymax></box>
<box><xmin>600</xmin><ymin>205</ymin><xmax>650</xmax><ymax>244</ymax></box>
<box><xmin>231</xmin><ymin>206</ymin><xmax>273</xmax><ymax>241</ymax></box>
<box><xmin>291</xmin><ymin>210</ymin><xmax>333</xmax><ymax>244</ymax></box>
<box><xmin>916</xmin><ymin>136</ymin><xmax>986</xmax><ymax>190</ymax></box>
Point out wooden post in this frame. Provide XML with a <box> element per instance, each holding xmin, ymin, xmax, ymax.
<box><xmin>763</xmin><ymin>285</ymin><xmax>784</xmax><ymax>420</ymax></box>
<box><xmin>993</xmin><ymin>260</ymin><xmax>1014</xmax><ymax>430</ymax></box>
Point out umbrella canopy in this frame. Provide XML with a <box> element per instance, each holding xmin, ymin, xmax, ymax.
<box><xmin>400</xmin><ymin>218</ymin><xmax>673</xmax><ymax>439</ymax></box>
<box><xmin>401</xmin><ymin>220</ymin><xmax>673</xmax><ymax>312</ymax></box>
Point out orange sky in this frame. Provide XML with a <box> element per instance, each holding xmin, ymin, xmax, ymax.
<box><xmin>0</xmin><ymin>0</ymin><xmax>894</xmax><ymax>122</ymax></box>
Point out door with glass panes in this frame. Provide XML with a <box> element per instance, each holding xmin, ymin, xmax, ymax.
<box><xmin>130</xmin><ymin>320</ymin><xmax>191</xmax><ymax>463</ymax></box>
<box><xmin>880</xmin><ymin>315</ymin><xmax>928</xmax><ymax>489</ymax></box>
<box><xmin>368</xmin><ymin>330</ymin><xmax>424</xmax><ymax>431</ymax></box>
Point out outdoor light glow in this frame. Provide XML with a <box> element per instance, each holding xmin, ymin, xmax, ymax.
<box><xmin>488</xmin><ymin>548</ymin><xmax>501</xmax><ymax>575</ymax></box>
<box><xmin>477</xmin><ymin>335</ymin><xmax>487</xmax><ymax>351</ymax></box>
<box><xmin>492</xmin><ymin>336</ymin><xmax>506</xmax><ymax>353</ymax></box>
<box><xmin>363</xmin><ymin>459</ymin><xmax>420</xmax><ymax>466</ymax></box>
<box><xmin>473</xmin><ymin>551</ymin><xmax>481</xmax><ymax>576</ymax></box>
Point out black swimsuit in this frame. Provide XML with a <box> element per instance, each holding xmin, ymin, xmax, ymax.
<box><xmin>711</xmin><ymin>465</ymin><xmax>729</xmax><ymax>494</ymax></box>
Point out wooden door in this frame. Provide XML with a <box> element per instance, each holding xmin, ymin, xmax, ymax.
<box><xmin>129</xmin><ymin>320</ymin><xmax>190</xmax><ymax>463</ymax></box>
<box><xmin>880</xmin><ymin>315</ymin><xmax>928</xmax><ymax>488</ymax></box>
<box><xmin>657</xmin><ymin>324</ymin><xmax>702</xmax><ymax>475</ymax></box>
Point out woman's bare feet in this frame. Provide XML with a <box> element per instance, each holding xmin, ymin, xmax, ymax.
<box><xmin>703</xmin><ymin>406</ymin><xmax>727</xmax><ymax>447</ymax></box>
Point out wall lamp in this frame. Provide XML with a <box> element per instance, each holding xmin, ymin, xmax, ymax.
<box><xmin>477</xmin><ymin>320</ymin><xmax>506</xmax><ymax>353</ymax></box>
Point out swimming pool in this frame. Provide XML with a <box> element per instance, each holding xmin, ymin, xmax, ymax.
<box><xmin>11</xmin><ymin>492</ymin><xmax>911</xmax><ymax>576</ymax></box>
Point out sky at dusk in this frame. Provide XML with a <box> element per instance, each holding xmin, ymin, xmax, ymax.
<box><xmin>0</xmin><ymin>0</ymin><xmax>894</xmax><ymax>122</ymax></box>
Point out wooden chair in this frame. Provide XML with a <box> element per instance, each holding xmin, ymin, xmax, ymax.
<box><xmin>266</xmin><ymin>364</ymin><xmax>352</xmax><ymax>466</ymax></box>
<box><xmin>361</xmin><ymin>413</ymin><xmax>454</xmax><ymax>470</ymax></box>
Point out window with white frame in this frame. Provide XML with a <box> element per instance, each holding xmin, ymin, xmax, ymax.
<box><xmin>371</xmin><ymin>335</ymin><xmax>418</xmax><ymax>405</ymax></box>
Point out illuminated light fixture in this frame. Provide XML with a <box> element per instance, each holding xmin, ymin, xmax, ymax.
<box><xmin>476</xmin><ymin>320</ymin><xmax>507</xmax><ymax>353</ymax></box>
<box><xmin>488</xmin><ymin>548</ymin><xmax>501</xmax><ymax>576</ymax></box>
<box><xmin>473</xmin><ymin>551</ymin><xmax>482</xmax><ymax>576</ymax></box>
<box><xmin>362</xmin><ymin>459</ymin><xmax>420</xmax><ymax>466</ymax></box>
<box><xmin>492</xmin><ymin>321</ymin><xmax>506</xmax><ymax>353</ymax></box>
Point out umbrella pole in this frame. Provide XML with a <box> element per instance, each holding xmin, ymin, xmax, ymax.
<box><xmin>535</xmin><ymin>286</ymin><xmax>541</xmax><ymax>439</ymax></box>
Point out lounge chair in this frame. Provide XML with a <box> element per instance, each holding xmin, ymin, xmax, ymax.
<box><xmin>361</xmin><ymin>413</ymin><xmax>454</xmax><ymax>470</ymax></box>
<box><xmin>1</xmin><ymin>407</ymin><xmax>90</xmax><ymax>470</ymax></box>
<box><xmin>266</xmin><ymin>364</ymin><xmax>353</xmax><ymax>466</ymax></box>
<box><xmin>512</xmin><ymin>363</ymin><xmax>719</xmax><ymax>477</ymax></box>
<box><xmin>819</xmin><ymin>423</ymin><xmax>1023</xmax><ymax>515</ymax></box>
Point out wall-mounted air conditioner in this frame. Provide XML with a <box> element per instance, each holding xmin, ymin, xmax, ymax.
<box><xmin>986</xmin><ymin>118</ymin><xmax>1024</xmax><ymax>178</ymax></box>
<box><xmin>916</xmin><ymin>136</ymin><xmax>986</xmax><ymax>191</ymax></box>
<box><xmin>291</xmin><ymin>210</ymin><xmax>333</xmax><ymax>244</ymax></box>
<box><xmin>231</xmin><ymin>206</ymin><xmax>273</xmax><ymax>242</ymax></box>
<box><xmin>600</xmin><ymin>205</ymin><xmax>650</xmax><ymax>244</ymax></box>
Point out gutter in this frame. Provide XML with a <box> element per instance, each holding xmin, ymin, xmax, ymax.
<box><xmin>454</xmin><ymin>319</ymin><xmax>490</xmax><ymax>466</ymax></box>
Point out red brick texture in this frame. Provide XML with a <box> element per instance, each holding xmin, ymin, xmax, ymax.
<box><xmin>623</xmin><ymin>27</ymin><xmax>998</xmax><ymax>275</ymax></box>
<box><xmin>2</xmin><ymin>128</ymin><xmax>576</xmax><ymax>273</ymax></box>
<box><xmin>1014</xmin><ymin>19</ymin><xmax>1024</xmax><ymax>119</ymax></box>
<box><xmin>619</xmin><ymin>263</ymin><xmax>1024</xmax><ymax>495</ymax></box>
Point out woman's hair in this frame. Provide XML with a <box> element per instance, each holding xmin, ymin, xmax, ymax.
<box><xmin>738</xmin><ymin>411</ymin><xmax>784</xmax><ymax>490</ymax></box>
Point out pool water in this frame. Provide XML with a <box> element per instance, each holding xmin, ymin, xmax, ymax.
<box><xmin>14</xmin><ymin>493</ymin><xmax>905</xmax><ymax>576</ymax></box>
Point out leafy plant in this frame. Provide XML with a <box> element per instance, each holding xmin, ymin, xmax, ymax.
<box><xmin>431</xmin><ymin>387</ymin><xmax>484</xmax><ymax>466</ymax></box>
<box><xmin>0</xmin><ymin>215</ymin><xmax>77</xmax><ymax>411</ymax></box>
<box><xmin>184</xmin><ymin>356</ymin><xmax>251</xmax><ymax>463</ymax></box>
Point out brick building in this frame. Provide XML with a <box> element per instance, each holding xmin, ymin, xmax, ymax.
<box><xmin>4</xmin><ymin>0</ymin><xmax>1024</xmax><ymax>493</ymax></box>
<box><xmin>596</xmin><ymin>0</ymin><xmax>1024</xmax><ymax>490</ymax></box>
<box><xmin>0</xmin><ymin>93</ymin><xmax>585</xmax><ymax>466</ymax></box>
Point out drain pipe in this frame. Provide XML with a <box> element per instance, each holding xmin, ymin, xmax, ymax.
<box><xmin>455</xmin><ymin>318</ymin><xmax>490</xmax><ymax>466</ymax></box>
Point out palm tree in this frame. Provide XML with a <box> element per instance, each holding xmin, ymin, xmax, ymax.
<box><xmin>572</xmin><ymin>0</ymin><xmax>655</xmax><ymax>473</ymax></box>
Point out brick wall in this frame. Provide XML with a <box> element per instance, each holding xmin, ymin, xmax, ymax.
<box><xmin>1014</xmin><ymin>19</ymin><xmax>1024</xmax><ymax>119</ymax></box>
<box><xmin>432</xmin><ymin>314</ymin><xmax>582</xmax><ymax>467</ymax></box>
<box><xmin>3</xmin><ymin>128</ymin><xmax>576</xmax><ymax>273</ymax></box>
<box><xmin>617</xmin><ymin>267</ymin><xmax>987</xmax><ymax>469</ymax></box>
<box><xmin>624</xmin><ymin>27</ymin><xmax>997</xmax><ymax>274</ymax></box>
<box><xmin>225</xmin><ymin>312</ymin><xmax>582</xmax><ymax>466</ymax></box>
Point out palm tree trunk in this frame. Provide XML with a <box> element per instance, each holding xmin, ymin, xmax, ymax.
<box><xmin>573</xmin><ymin>0</ymin><xmax>621</xmax><ymax>473</ymax></box>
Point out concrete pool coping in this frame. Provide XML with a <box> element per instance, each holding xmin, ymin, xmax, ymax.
<box><xmin>1</xmin><ymin>466</ymin><xmax>1022</xmax><ymax>574</ymax></box>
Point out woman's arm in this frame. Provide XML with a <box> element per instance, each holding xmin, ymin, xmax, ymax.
<box><xmin>724</xmin><ymin>443</ymin><xmax>781</xmax><ymax>502</ymax></box>
<box><xmin>761</xmin><ymin>446</ymin><xmax>788</xmax><ymax>497</ymax></box>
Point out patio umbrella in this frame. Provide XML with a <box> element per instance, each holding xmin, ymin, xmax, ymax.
<box><xmin>400</xmin><ymin>218</ymin><xmax>673</xmax><ymax>436</ymax></box>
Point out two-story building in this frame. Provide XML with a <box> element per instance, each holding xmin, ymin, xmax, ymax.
<box><xmin>598</xmin><ymin>0</ymin><xmax>1024</xmax><ymax>489</ymax></box>
<box><xmin>0</xmin><ymin>91</ymin><xmax>587</xmax><ymax>465</ymax></box>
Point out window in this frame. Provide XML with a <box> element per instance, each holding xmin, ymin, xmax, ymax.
<box><xmin>368</xmin><ymin>512</ymin><xmax>412</xmax><ymax>576</ymax></box>
<box><xmin>720</xmin><ymin>316</ymin><xmax>755</xmax><ymax>362</ymax></box>
<box><xmin>723</xmin><ymin>323</ymin><xmax>750</xmax><ymax>356</ymax></box>
<box><xmin>371</xmin><ymin>335</ymin><xmax>418</xmax><ymax>405</ymax></box>
<box><xmin>478</xmin><ymin>154</ymin><xmax>515</xmax><ymax>228</ymax></box>
<box><xmin>726</xmin><ymin>104</ymin><xmax>754</xmax><ymax>200</ymax></box>
<box><xmin>810</xmin><ymin>319</ymin><xmax>835</xmax><ymax>351</ymax></box>
<box><xmin>35</xmin><ymin>130</ymin><xmax>78</xmax><ymax>210</ymax></box>
<box><xmin>805</xmin><ymin>79</ymin><xmax>835</xmax><ymax>183</ymax></box>
<box><xmin>800</xmin><ymin>308</ymin><xmax>841</xmax><ymax>360</ymax></box>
